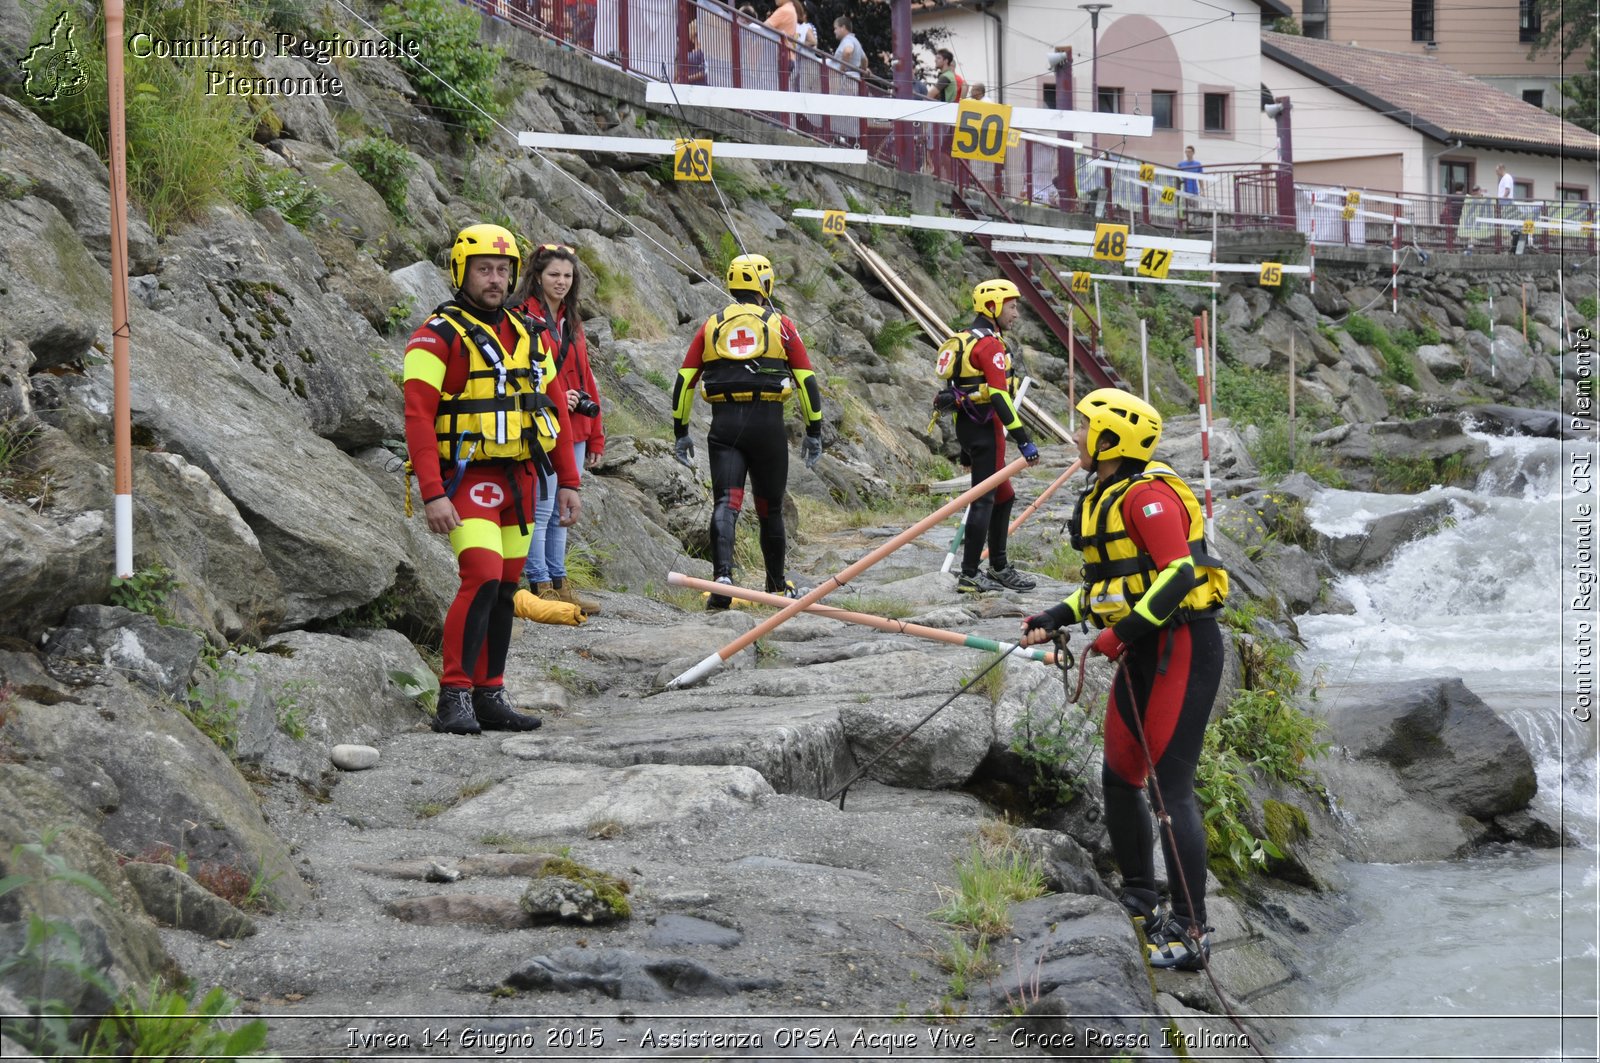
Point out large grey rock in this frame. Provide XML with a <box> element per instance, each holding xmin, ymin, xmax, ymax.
<box><xmin>155</xmin><ymin>205</ymin><xmax>399</xmax><ymax>449</ymax></box>
<box><xmin>0</xmin><ymin>195</ymin><xmax>106</xmax><ymax>370</ymax></box>
<box><xmin>0</xmin><ymin>490</ymin><xmax>108</xmax><ymax>642</ymax></box>
<box><xmin>437</xmin><ymin>763</ymin><xmax>774</xmax><ymax>837</ymax></box>
<box><xmin>1319</xmin><ymin>498</ymin><xmax>1454</xmax><ymax>572</ymax></box>
<box><xmin>3</xmin><ymin>681</ymin><xmax>311</xmax><ymax>910</ymax></box>
<box><xmin>992</xmin><ymin>894</ymin><xmax>1175</xmax><ymax>1058</ymax></box>
<box><xmin>274</xmin><ymin>138</ymin><xmax>398</xmax><ymax>247</ymax></box>
<box><xmin>45</xmin><ymin>605</ymin><xmax>205</xmax><ymax>699</ymax></box>
<box><xmin>1465</xmin><ymin>404</ymin><xmax>1580</xmax><ymax>440</ymax></box>
<box><xmin>259</xmin><ymin>57</ymin><xmax>340</xmax><ymax>149</ymax></box>
<box><xmin>216</xmin><ymin>629</ymin><xmax>435</xmax><ymax>786</ymax></box>
<box><xmin>388</xmin><ymin>260</ymin><xmax>453</xmax><ymax>336</ymax></box>
<box><xmin>841</xmin><ymin>686</ymin><xmax>993</xmax><ymax>789</ymax></box>
<box><xmin>1322</xmin><ymin>678</ymin><xmax>1536</xmax><ymax>819</ymax></box>
<box><xmin>1488</xmin><ymin>324</ymin><xmax>1535</xmax><ymax>392</ymax></box>
<box><xmin>121</xmin><ymin>861</ymin><xmax>257</xmax><ymax>940</ymax></box>
<box><xmin>1310</xmin><ymin>418</ymin><xmax>1489</xmax><ymax>491</ymax></box>
<box><xmin>0</xmin><ymin>763</ymin><xmax>171</xmax><ymax>1018</ymax></box>
<box><xmin>505</xmin><ymin>947</ymin><xmax>776</xmax><ymax>1000</ymax></box>
<box><xmin>520</xmin><ymin>875</ymin><xmax>628</xmax><ymax>924</ymax></box>
<box><xmin>1414</xmin><ymin>343</ymin><xmax>1464</xmax><ymax>380</ymax></box>
<box><xmin>0</xmin><ymin>95</ymin><xmax>157</xmax><ymax>277</ymax></box>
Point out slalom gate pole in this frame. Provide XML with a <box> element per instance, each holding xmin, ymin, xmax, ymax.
<box><xmin>1391</xmin><ymin>203</ymin><xmax>1400</xmax><ymax>315</ymax></box>
<box><xmin>667</xmin><ymin>573</ymin><xmax>1058</xmax><ymax>664</ymax></box>
<box><xmin>665</xmin><ymin>457</ymin><xmax>1031</xmax><ymax>689</ymax></box>
<box><xmin>939</xmin><ymin>509</ymin><xmax>969</xmax><ymax>574</ymax></box>
<box><xmin>106</xmin><ymin>0</ymin><xmax>134</xmax><ymax>578</ymax></box>
<box><xmin>1192</xmin><ymin>316</ymin><xmax>1214</xmax><ymax>519</ymax></box>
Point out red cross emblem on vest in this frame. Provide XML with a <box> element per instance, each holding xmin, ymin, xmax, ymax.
<box><xmin>492</xmin><ymin>236</ymin><xmax>512</xmax><ymax>254</ymax></box>
<box><xmin>727</xmin><ymin>326</ymin><xmax>759</xmax><ymax>356</ymax></box>
<box><xmin>468</xmin><ymin>482</ymin><xmax>506</xmax><ymax>509</ymax></box>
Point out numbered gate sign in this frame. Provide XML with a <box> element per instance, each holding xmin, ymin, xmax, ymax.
<box><xmin>1159</xmin><ymin>186</ymin><xmax>1177</xmax><ymax>206</ymax></box>
<box><xmin>821</xmin><ymin>210</ymin><xmax>847</xmax><ymax>236</ymax></box>
<box><xmin>1259</xmin><ymin>262</ymin><xmax>1284</xmax><ymax>287</ymax></box>
<box><xmin>1137</xmin><ymin>163</ymin><xmax>1155</xmax><ymax>182</ymax></box>
<box><xmin>673</xmin><ymin>138</ymin><xmax>713</xmax><ymax>182</ymax></box>
<box><xmin>1345</xmin><ymin>189</ymin><xmax>1361</xmax><ymax>206</ymax></box>
<box><xmin>1092</xmin><ymin>223</ymin><xmax>1129</xmax><ymax>263</ymax></box>
<box><xmin>950</xmin><ymin>98</ymin><xmax>1014</xmax><ymax>163</ymax></box>
<box><xmin>1137</xmin><ymin>247</ymin><xmax>1173</xmax><ymax>279</ymax></box>
<box><xmin>1521</xmin><ymin>218</ymin><xmax>1536</xmax><ymax>235</ymax></box>
<box><xmin>1340</xmin><ymin>205</ymin><xmax>1356</xmax><ymax>221</ymax></box>
<box><xmin>1070</xmin><ymin>270</ymin><xmax>1093</xmax><ymax>295</ymax></box>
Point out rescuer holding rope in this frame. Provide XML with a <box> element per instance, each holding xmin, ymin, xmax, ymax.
<box><xmin>1020</xmin><ymin>388</ymin><xmax>1230</xmax><ymax>971</ymax></box>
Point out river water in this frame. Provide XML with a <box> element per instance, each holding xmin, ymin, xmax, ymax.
<box><xmin>1277</xmin><ymin>431</ymin><xmax>1598</xmax><ymax>1062</ymax></box>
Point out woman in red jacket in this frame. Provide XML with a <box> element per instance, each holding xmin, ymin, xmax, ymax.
<box><xmin>516</xmin><ymin>244</ymin><xmax>605</xmax><ymax>614</ymax></box>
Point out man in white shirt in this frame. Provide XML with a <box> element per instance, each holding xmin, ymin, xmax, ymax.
<box><xmin>1495</xmin><ymin>164</ymin><xmax>1523</xmax><ymax>253</ymax></box>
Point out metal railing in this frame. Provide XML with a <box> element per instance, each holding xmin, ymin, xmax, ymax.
<box><xmin>476</xmin><ymin>0</ymin><xmax>1599</xmax><ymax>256</ymax></box>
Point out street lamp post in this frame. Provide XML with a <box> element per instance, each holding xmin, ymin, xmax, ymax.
<box><xmin>1078</xmin><ymin>2</ymin><xmax>1111</xmax><ymax>151</ymax></box>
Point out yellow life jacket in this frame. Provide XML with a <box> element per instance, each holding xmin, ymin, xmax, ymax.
<box><xmin>1073</xmin><ymin>462</ymin><xmax>1229</xmax><ymax>628</ymax></box>
<box><xmin>935</xmin><ymin>327</ymin><xmax>1017</xmax><ymax>402</ymax></box>
<box><xmin>700</xmin><ymin>302</ymin><xmax>793</xmax><ymax>400</ymax></box>
<box><xmin>429</xmin><ymin>304</ymin><xmax>560</xmax><ymax>466</ymax></box>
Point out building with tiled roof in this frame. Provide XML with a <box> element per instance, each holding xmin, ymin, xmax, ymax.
<box><xmin>1262</xmin><ymin>30</ymin><xmax>1598</xmax><ymax>202</ymax></box>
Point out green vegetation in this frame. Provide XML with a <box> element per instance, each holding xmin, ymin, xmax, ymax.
<box><xmin>1342</xmin><ymin>313</ymin><xmax>1417</xmax><ymax>386</ymax></box>
<box><xmin>182</xmin><ymin>653</ymin><xmax>247</xmax><ymax>755</ymax></box>
<box><xmin>23</xmin><ymin>1</ymin><xmax>258</xmax><ymax>235</ymax></box>
<box><xmin>0</xmin><ymin>418</ymin><xmax>43</xmax><ymax>506</ymax></box>
<box><xmin>871</xmin><ymin>318</ymin><xmax>922</xmax><ymax>360</ymax></box>
<box><xmin>1010</xmin><ymin>700</ymin><xmax>1097</xmax><ymax>814</ymax></box>
<box><xmin>343</xmin><ymin>135</ymin><xmax>416</xmax><ymax>215</ymax></box>
<box><xmin>109</xmin><ymin>563</ymin><xmax>179</xmax><ymax>624</ymax></box>
<box><xmin>1465</xmin><ymin>305</ymin><xmax>1493</xmax><ymax>335</ymax></box>
<box><xmin>537</xmin><ymin>857</ymin><xmax>632</xmax><ymax>918</ymax></box>
<box><xmin>1579</xmin><ymin>295</ymin><xmax>1598</xmax><ymax>323</ymax></box>
<box><xmin>0</xmin><ymin>830</ymin><xmax>267</xmax><ymax>1059</ymax></box>
<box><xmin>702</xmin><ymin>230</ymin><xmax>742</xmax><ymax>282</ymax></box>
<box><xmin>379</xmin><ymin>0</ymin><xmax>505</xmax><ymax>141</ymax></box>
<box><xmin>123</xmin><ymin>841</ymin><xmax>278</xmax><ymax>913</ymax></box>
<box><xmin>908</xmin><ymin>226</ymin><xmax>954</xmax><ymax>261</ymax></box>
<box><xmin>961</xmin><ymin>649</ymin><xmax>1010</xmax><ymax>706</ymax></box>
<box><xmin>930</xmin><ymin>836</ymin><xmax>1047</xmax><ymax>937</ymax></box>
<box><xmin>236</xmin><ymin>163</ymin><xmax>327</xmax><ymax>230</ymax></box>
<box><xmin>1370</xmin><ymin>451</ymin><xmax>1468</xmax><ymax>492</ymax></box>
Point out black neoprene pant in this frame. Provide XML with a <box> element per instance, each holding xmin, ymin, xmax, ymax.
<box><xmin>956</xmin><ymin>413</ymin><xmax>1016</xmax><ymax>577</ymax></box>
<box><xmin>1100</xmin><ymin>616</ymin><xmax>1223</xmax><ymax>925</ymax></box>
<box><xmin>707</xmin><ymin>401</ymin><xmax>789</xmax><ymax>589</ymax></box>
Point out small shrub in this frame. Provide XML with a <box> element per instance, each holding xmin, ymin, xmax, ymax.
<box><xmin>343</xmin><ymin>134</ymin><xmax>417</xmax><ymax>215</ymax></box>
<box><xmin>871</xmin><ymin>318</ymin><xmax>922</xmax><ymax>360</ymax></box>
<box><xmin>930</xmin><ymin>842</ymin><xmax>1047</xmax><ymax>937</ymax></box>
<box><xmin>909</xmin><ymin>226</ymin><xmax>951</xmax><ymax>260</ymax></box>
<box><xmin>109</xmin><ymin>563</ymin><xmax>179</xmax><ymax>624</ymax></box>
<box><xmin>1579</xmin><ymin>295</ymin><xmax>1599</xmax><ymax>323</ymax></box>
<box><xmin>236</xmin><ymin>164</ymin><xmax>328</xmax><ymax>230</ymax></box>
<box><xmin>80</xmin><ymin>984</ymin><xmax>268</xmax><ymax>1062</ymax></box>
<box><xmin>379</xmin><ymin>0</ymin><xmax>505</xmax><ymax>141</ymax></box>
<box><xmin>0</xmin><ymin>418</ymin><xmax>41</xmax><ymax>502</ymax></box>
<box><xmin>1465</xmin><ymin>305</ymin><xmax>1493</xmax><ymax>335</ymax></box>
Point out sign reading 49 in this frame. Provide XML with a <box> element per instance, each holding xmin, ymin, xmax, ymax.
<box><xmin>950</xmin><ymin>98</ymin><xmax>1013</xmax><ymax>163</ymax></box>
<box><xmin>673</xmin><ymin>138</ymin><xmax>713</xmax><ymax>182</ymax></box>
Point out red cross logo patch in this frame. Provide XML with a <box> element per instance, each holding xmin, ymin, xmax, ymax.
<box><xmin>727</xmin><ymin>326</ymin><xmax>760</xmax><ymax>357</ymax></box>
<box><xmin>468</xmin><ymin>482</ymin><xmax>506</xmax><ymax>509</ymax></box>
<box><xmin>491</xmin><ymin>235</ymin><xmax>512</xmax><ymax>254</ymax></box>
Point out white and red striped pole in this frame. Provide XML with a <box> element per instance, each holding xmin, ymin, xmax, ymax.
<box><xmin>1308</xmin><ymin>217</ymin><xmax>1317</xmax><ymax>296</ymax></box>
<box><xmin>1391</xmin><ymin>202</ymin><xmax>1400</xmax><ymax>315</ymax></box>
<box><xmin>1192</xmin><ymin>316</ymin><xmax>1213</xmax><ymax>519</ymax></box>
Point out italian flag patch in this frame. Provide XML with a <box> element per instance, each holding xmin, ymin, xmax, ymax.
<box><xmin>1141</xmin><ymin>501</ymin><xmax>1165</xmax><ymax>517</ymax></box>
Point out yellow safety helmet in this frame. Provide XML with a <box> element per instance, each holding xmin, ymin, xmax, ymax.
<box><xmin>973</xmin><ymin>279</ymin><xmax>1021</xmax><ymax>318</ymax></box>
<box><xmin>727</xmin><ymin>253</ymin><xmax>775</xmax><ymax>299</ymax></box>
<box><xmin>450</xmin><ymin>223</ymin><xmax>521</xmax><ymax>291</ymax></box>
<box><xmin>1077</xmin><ymin>387</ymin><xmax>1163</xmax><ymax>463</ymax></box>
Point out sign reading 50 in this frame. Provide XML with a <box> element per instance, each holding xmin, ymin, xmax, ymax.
<box><xmin>950</xmin><ymin>99</ymin><xmax>1014</xmax><ymax>164</ymax></box>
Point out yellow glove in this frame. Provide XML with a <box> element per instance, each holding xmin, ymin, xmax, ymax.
<box><xmin>513</xmin><ymin>589</ymin><xmax>586</xmax><ymax>626</ymax></box>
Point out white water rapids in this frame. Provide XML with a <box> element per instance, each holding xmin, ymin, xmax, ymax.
<box><xmin>1277</xmin><ymin>431</ymin><xmax>1598</xmax><ymax>1062</ymax></box>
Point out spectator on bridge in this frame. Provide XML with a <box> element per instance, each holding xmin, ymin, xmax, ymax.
<box><xmin>1177</xmin><ymin>145</ymin><xmax>1203</xmax><ymax>196</ymax></box>
<box><xmin>968</xmin><ymin>82</ymin><xmax>986</xmax><ymax>100</ymax></box>
<box><xmin>683</xmin><ymin>19</ymin><xmax>707</xmax><ymax>85</ymax></box>
<box><xmin>833</xmin><ymin>15</ymin><xmax>865</xmax><ymax>79</ymax></box>
<box><xmin>765</xmin><ymin>0</ymin><xmax>799</xmax><ymax>40</ymax></box>
<box><xmin>1496</xmin><ymin>163</ymin><xmax>1526</xmax><ymax>253</ymax></box>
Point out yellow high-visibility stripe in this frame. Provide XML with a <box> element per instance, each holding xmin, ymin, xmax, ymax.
<box><xmin>404</xmin><ymin>349</ymin><xmax>447</xmax><ymax>390</ymax></box>
<box><xmin>450</xmin><ymin>517</ymin><xmax>502</xmax><ymax>557</ymax></box>
<box><xmin>501</xmin><ymin>521</ymin><xmax>532</xmax><ymax>561</ymax></box>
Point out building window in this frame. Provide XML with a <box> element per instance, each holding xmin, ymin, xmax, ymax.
<box><xmin>1441</xmin><ymin>160</ymin><xmax>1471</xmax><ymax>198</ymax></box>
<box><xmin>1522</xmin><ymin>88</ymin><xmax>1544</xmax><ymax>108</ymax></box>
<box><xmin>1558</xmin><ymin>184</ymin><xmax>1588</xmax><ymax>202</ymax></box>
<box><xmin>1303</xmin><ymin>0</ymin><xmax>1329</xmax><ymax>39</ymax></box>
<box><xmin>1042</xmin><ymin>83</ymin><xmax>1057</xmax><ymax>109</ymax></box>
<box><xmin>1203</xmin><ymin>92</ymin><xmax>1229</xmax><ymax>132</ymax></box>
<box><xmin>1151</xmin><ymin>90</ymin><xmax>1175</xmax><ymax>129</ymax></box>
<box><xmin>1412</xmin><ymin>0</ymin><xmax>1433</xmax><ymax>42</ymax></box>
<box><xmin>1520</xmin><ymin>0</ymin><xmax>1540</xmax><ymax>43</ymax></box>
<box><xmin>1514</xmin><ymin>179</ymin><xmax>1533</xmax><ymax>199</ymax></box>
<box><xmin>1098</xmin><ymin>87</ymin><xmax>1123</xmax><ymax>113</ymax></box>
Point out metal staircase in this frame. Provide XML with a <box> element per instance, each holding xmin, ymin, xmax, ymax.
<box><xmin>951</xmin><ymin>167</ymin><xmax>1128</xmax><ymax>391</ymax></box>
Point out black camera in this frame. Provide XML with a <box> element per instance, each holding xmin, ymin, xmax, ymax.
<box><xmin>573</xmin><ymin>390</ymin><xmax>601</xmax><ymax>418</ymax></box>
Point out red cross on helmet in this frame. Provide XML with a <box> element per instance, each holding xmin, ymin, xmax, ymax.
<box><xmin>450</xmin><ymin>223</ymin><xmax>522</xmax><ymax>291</ymax></box>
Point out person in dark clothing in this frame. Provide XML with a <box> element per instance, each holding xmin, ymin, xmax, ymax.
<box><xmin>1020</xmin><ymin>388</ymin><xmax>1230</xmax><ymax>972</ymax></box>
<box><xmin>937</xmin><ymin>279</ymin><xmax>1040</xmax><ymax>594</ymax></box>
<box><xmin>671</xmin><ymin>253</ymin><xmax>824</xmax><ymax>608</ymax></box>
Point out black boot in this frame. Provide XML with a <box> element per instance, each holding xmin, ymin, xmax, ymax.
<box><xmin>433</xmin><ymin>687</ymin><xmax>480</xmax><ymax>735</ymax></box>
<box><xmin>472</xmin><ymin>686</ymin><xmax>542</xmax><ymax>731</ymax></box>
